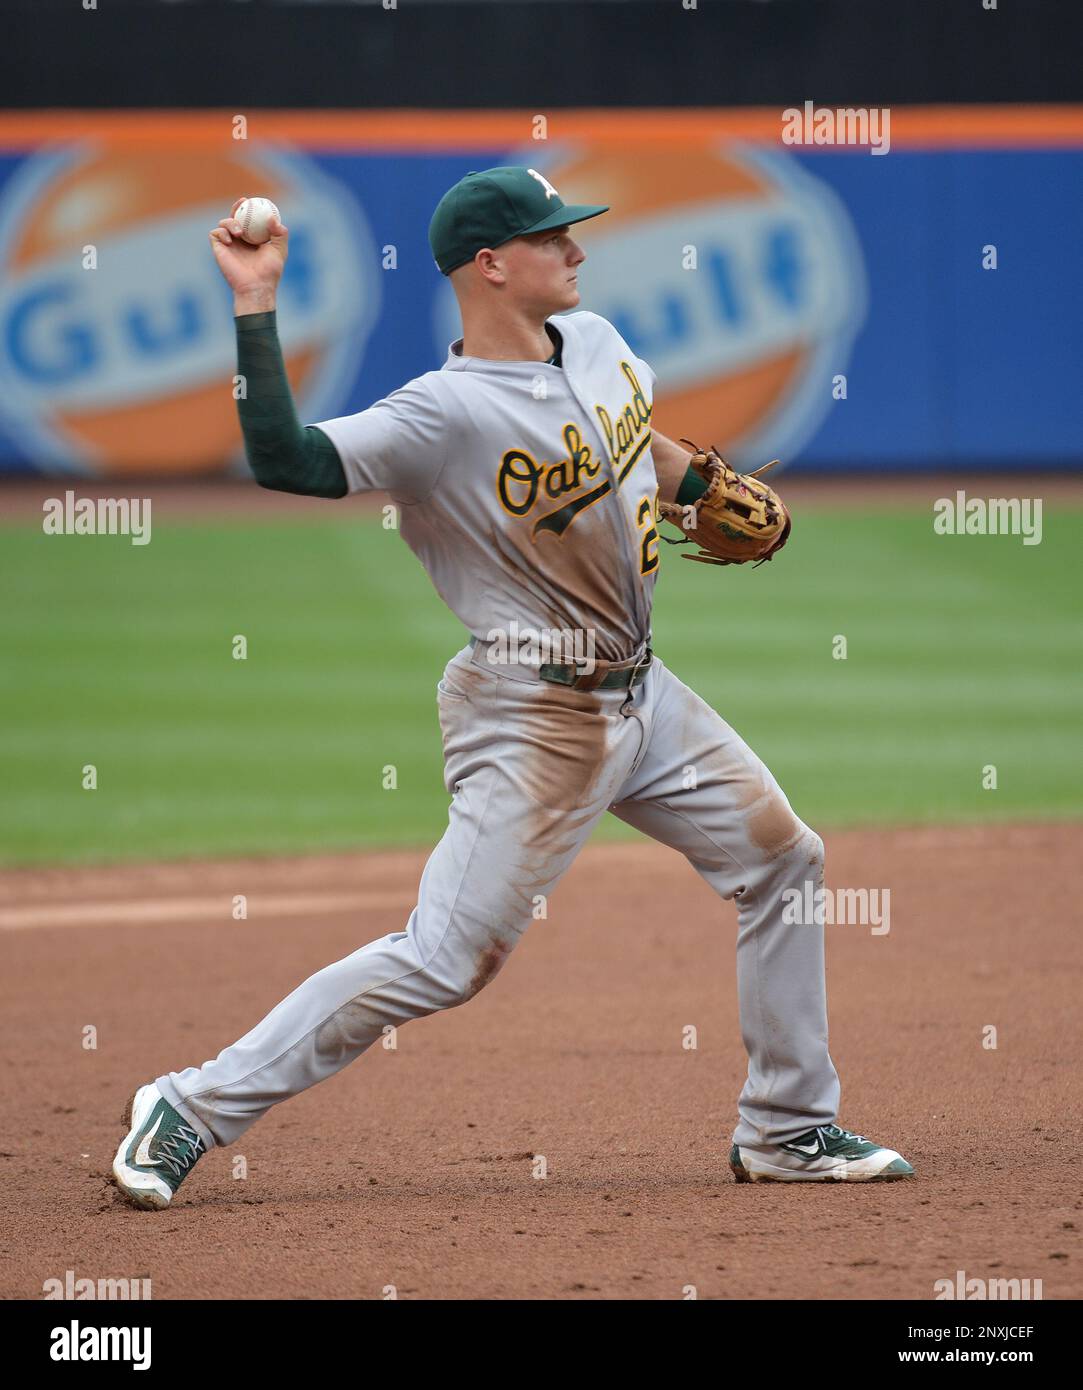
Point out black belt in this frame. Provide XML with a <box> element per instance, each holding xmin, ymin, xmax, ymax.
<box><xmin>469</xmin><ymin>637</ymin><xmax>652</xmax><ymax>692</ymax></box>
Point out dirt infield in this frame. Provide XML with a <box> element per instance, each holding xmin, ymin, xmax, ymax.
<box><xmin>1</xmin><ymin>823</ymin><xmax>1079</xmax><ymax>1301</ymax></box>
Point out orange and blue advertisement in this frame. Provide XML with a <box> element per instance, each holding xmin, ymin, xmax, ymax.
<box><xmin>0</xmin><ymin>107</ymin><xmax>1079</xmax><ymax>476</ymax></box>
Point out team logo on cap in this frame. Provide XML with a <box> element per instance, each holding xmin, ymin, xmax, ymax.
<box><xmin>527</xmin><ymin>169</ymin><xmax>560</xmax><ymax>200</ymax></box>
<box><xmin>0</xmin><ymin>143</ymin><xmax>376</xmax><ymax>475</ymax></box>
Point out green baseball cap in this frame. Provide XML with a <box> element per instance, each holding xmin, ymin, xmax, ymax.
<box><xmin>429</xmin><ymin>165</ymin><xmax>609</xmax><ymax>276</ymax></box>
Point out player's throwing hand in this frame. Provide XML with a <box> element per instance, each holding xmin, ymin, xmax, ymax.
<box><xmin>209</xmin><ymin>195</ymin><xmax>288</xmax><ymax>309</ymax></box>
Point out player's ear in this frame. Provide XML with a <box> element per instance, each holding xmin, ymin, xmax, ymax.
<box><xmin>474</xmin><ymin>247</ymin><xmax>507</xmax><ymax>286</ymax></box>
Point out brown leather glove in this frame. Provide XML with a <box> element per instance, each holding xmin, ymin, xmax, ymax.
<box><xmin>658</xmin><ymin>440</ymin><xmax>792</xmax><ymax>567</ymax></box>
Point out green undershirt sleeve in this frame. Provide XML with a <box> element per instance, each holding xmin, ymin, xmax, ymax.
<box><xmin>675</xmin><ymin>463</ymin><xmax>709</xmax><ymax>507</ymax></box>
<box><xmin>234</xmin><ymin>310</ymin><xmax>348</xmax><ymax>498</ymax></box>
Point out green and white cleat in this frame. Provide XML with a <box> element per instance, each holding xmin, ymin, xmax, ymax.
<box><xmin>113</xmin><ymin>1083</ymin><xmax>207</xmax><ymax>1210</ymax></box>
<box><xmin>730</xmin><ymin>1123</ymin><xmax>915</xmax><ymax>1183</ymax></box>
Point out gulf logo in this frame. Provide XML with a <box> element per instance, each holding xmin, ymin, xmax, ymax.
<box><xmin>510</xmin><ymin>143</ymin><xmax>866</xmax><ymax>469</ymax></box>
<box><xmin>0</xmin><ymin>143</ymin><xmax>377</xmax><ymax>475</ymax></box>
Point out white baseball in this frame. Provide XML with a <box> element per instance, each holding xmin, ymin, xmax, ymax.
<box><xmin>234</xmin><ymin>197</ymin><xmax>280</xmax><ymax>245</ymax></box>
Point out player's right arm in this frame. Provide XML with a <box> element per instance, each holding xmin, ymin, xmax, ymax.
<box><xmin>211</xmin><ymin>200</ymin><xmax>346</xmax><ymax>498</ymax></box>
<box><xmin>210</xmin><ymin>201</ymin><xmax>447</xmax><ymax>504</ymax></box>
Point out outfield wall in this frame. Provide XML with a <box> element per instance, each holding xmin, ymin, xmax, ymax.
<box><xmin>0</xmin><ymin>108</ymin><xmax>1079</xmax><ymax>477</ymax></box>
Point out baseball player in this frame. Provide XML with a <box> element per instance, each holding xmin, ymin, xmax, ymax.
<box><xmin>113</xmin><ymin>166</ymin><xmax>913</xmax><ymax>1209</ymax></box>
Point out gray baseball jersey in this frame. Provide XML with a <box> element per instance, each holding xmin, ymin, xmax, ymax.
<box><xmin>314</xmin><ymin>311</ymin><xmax>659</xmax><ymax>662</ymax></box>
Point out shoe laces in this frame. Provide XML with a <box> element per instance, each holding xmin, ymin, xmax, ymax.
<box><xmin>156</xmin><ymin>1124</ymin><xmax>206</xmax><ymax>1179</ymax></box>
<box><xmin>821</xmin><ymin>1123</ymin><xmax>868</xmax><ymax>1144</ymax></box>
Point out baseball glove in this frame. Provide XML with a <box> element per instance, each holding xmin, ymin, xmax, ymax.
<box><xmin>658</xmin><ymin>439</ymin><xmax>792</xmax><ymax>567</ymax></box>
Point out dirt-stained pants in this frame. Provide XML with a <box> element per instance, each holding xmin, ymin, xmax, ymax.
<box><xmin>158</xmin><ymin>644</ymin><xmax>840</xmax><ymax>1152</ymax></box>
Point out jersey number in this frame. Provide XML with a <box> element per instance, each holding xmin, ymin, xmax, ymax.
<box><xmin>636</xmin><ymin>493</ymin><xmax>659</xmax><ymax>575</ymax></box>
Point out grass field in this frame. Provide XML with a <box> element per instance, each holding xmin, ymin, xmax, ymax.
<box><xmin>2</xmin><ymin>501</ymin><xmax>1080</xmax><ymax>866</ymax></box>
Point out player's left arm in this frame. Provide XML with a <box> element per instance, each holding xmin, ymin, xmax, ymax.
<box><xmin>652</xmin><ymin>430</ymin><xmax>708</xmax><ymax>506</ymax></box>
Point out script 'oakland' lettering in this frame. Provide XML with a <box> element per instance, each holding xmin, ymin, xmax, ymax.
<box><xmin>594</xmin><ymin>362</ymin><xmax>653</xmax><ymax>483</ymax></box>
<box><xmin>495</xmin><ymin>363</ymin><xmax>653</xmax><ymax>538</ymax></box>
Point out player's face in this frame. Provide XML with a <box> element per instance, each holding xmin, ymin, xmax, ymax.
<box><xmin>502</xmin><ymin>226</ymin><xmax>586</xmax><ymax>314</ymax></box>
